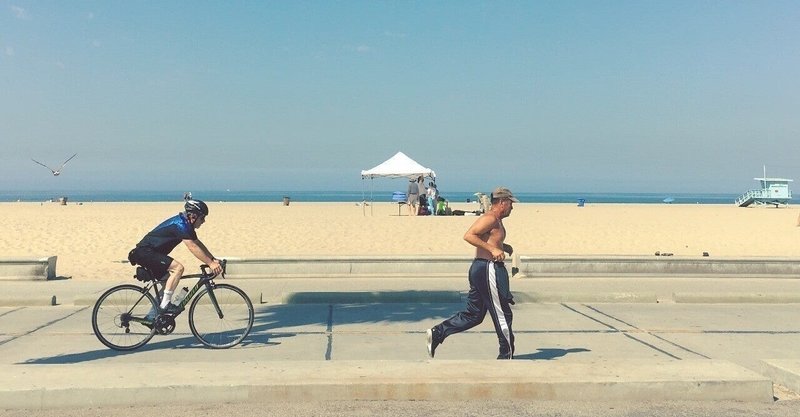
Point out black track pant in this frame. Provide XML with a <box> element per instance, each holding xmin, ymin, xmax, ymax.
<box><xmin>433</xmin><ymin>258</ymin><xmax>515</xmax><ymax>357</ymax></box>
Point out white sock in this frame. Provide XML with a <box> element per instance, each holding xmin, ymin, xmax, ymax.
<box><xmin>160</xmin><ymin>290</ymin><xmax>174</xmax><ymax>309</ymax></box>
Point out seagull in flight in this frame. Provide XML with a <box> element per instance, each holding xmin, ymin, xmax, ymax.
<box><xmin>31</xmin><ymin>153</ymin><xmax>77</xmax><ymax>176</ymax></box>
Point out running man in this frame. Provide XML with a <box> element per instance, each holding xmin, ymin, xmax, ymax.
<box><xmin>426</xmin><ymin>187</ymin><xmax>518</xmax><ymax>359</ymax></box>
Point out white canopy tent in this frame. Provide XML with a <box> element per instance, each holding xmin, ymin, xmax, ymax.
<box><xmin>361</xmin><ymin>151</ymin><xmax>436</xmax><ymax>215</ymax></box>
<box><xmin>361</xmin><ymin>151</ymin><xmax>436</xmax><ymax>180</ymax></box>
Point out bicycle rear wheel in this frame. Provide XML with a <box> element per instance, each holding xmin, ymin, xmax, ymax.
<box><xmin>92</xmin><ymin>284</ymin><xmax>157</xmax><ymax>351</ymax></box>
<box><xmin>188</xmin><ymin>283</ymin><xmax>254</xmax><ymax>348</ymax></box>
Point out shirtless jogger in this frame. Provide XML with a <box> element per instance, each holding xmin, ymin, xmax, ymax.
<box><xmin>426</xmin><ymin>186</ymin><xmax>518</xmax><ymax>359</ymax></box>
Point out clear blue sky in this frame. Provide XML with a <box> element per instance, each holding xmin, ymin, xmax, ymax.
<box><xmin>2</xmin><ymin>1</ymin><xmax>799</xmax><ymax>194</ymax></box>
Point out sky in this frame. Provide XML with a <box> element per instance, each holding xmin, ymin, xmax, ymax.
<box><xmin>1</xmin><ymin>1</ymin><xmax>799</xmax><ymax>194</ymax></box>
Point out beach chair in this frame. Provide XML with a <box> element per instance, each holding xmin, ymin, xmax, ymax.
<box><xmin>391</xmin><ymin>191</ymin><xmax>407</xmax><ymax>216</ymax></box>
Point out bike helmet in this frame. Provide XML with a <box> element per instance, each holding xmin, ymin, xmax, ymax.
<box><xmin>184</xmin><ymin>199</ymin><xmax>209</xmax><ymax>216</ymax></box>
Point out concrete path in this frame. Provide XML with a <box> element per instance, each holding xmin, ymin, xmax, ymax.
<box><xmin>3</xmin><ymin>274</ymin><xmax>800</xmax><ymax>408</ymax></box>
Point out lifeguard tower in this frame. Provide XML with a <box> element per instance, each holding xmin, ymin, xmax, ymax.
<box><xmin>735</xmin><ymin>172</ymin><xmax>793</xmax><ymax>207</ymax></box>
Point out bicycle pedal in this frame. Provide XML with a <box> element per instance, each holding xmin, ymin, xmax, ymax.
<box><xmin>159</xmin><ymin>305</ymin><xmax>183</xmax><ymax>315</ymax></box>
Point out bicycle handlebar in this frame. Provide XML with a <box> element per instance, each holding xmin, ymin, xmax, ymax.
<box><xmin>200</xmin><ymin>259</ymin><xmax>227</xmax><ymax>279</ymax></box>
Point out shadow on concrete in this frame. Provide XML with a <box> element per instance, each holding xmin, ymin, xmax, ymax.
<box><xmin>250</xmin><ymin>301</ymin><xmax>459</xmax><ymax>331</ymax></box>
<box><xmin>21</xmin><ymin>295</ymin><xmax>466</xmax><ymax>364</ymax></box>
<box><xmin>20</xmin><ymin>335</ymin><xmax>197</xmax><ymax>364</ymax></box>
<box><xmin>282</xmin><ymin>291</ymin><xmax>462</xmax><ymax>304</ymax></box>
<box><xmin>53</xmin><ymin>275</ymin><xmax>73</xmax><ymax>281</ymax></box>
<box><xmin>20</xmin><ymin>332</ymin><xmax>289</xmax><ymax>364</ymax></box>
<box><xmin>514</xmin><ymin>347</ymin><xmax>591</xmax><ymax>361</ymax></box>
<box><xmin>20</xmin><ymin>331</ymin><xmax>290</xmax><ymax>364</ymax></box>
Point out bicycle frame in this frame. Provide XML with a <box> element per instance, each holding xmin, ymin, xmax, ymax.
<box><xmin>166</xmin><ymin>274</ymin><xmax>221</xmax><ymax>315</ymax></box>
<box><xmin>127</xmin><ymin>263</ymin><xmax>225</xmax><ymax>327</ymax></box>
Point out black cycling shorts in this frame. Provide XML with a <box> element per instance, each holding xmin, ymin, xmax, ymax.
<box><xmin>128</xmin><ymin>247</ymin><xmax>173</xmax><ymax>280</ymax></box>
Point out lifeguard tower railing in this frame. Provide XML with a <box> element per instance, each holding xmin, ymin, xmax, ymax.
<box><xmin>735</xmin><ymin>188</ymin><xmax>792</xmax><ymax>207</ymax></box>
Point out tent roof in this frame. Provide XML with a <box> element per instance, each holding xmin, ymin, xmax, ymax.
<box><xmin>361</xmin><ymin>151</ymin><xmax>436</xmax><ymax>179</ymax></box>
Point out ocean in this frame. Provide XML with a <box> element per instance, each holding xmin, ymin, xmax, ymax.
<box><xmin>0</xmin><ymin>190</ymin><xmax>743</xmax><ymax>204</ymax></box>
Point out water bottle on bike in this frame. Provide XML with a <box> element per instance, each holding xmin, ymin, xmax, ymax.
<box><xmin>171</xmin><ymin>287</ymin><xmax>189</xmax><ymax>307</ymax></box>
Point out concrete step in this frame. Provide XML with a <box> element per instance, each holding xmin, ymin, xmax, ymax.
<box><xmin>0</xmin><ymin>359</ymin><xmax>773</xmax><ymax>409</ymax></box>
<box><xmin>222</xmin><ymin>256</ymin><xmax>800</xmax><ymax>278</ymax></box>
<box><xmin>8</xmin><ymin>275</ymin><xmax>800</xmax><ymax>307</ymax></box>
<box><xmin>0</xmin><ymin>257</ymin><xmax>57</xmax><ymax>281</ymax></box>
<box><xmin>761</xmin><ymin>360</ymin><xmax>800</xmax><ymax>394</ymax></box>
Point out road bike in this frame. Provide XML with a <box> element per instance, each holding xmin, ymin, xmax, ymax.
<box><xmin>91</xmin><ymin>259</ymin><xmax>254</xmax><ymax>351</ymax></box>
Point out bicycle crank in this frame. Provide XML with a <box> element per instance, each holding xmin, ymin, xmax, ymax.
<box><xmin>153</xmin><ymin>314</ymin><xmax>176</xmax><ymax>335</ymax></box>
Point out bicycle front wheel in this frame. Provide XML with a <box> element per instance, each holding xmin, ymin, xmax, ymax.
<box><xmin>188</xmin><ymin>283</ymin><xmax>254</xmax><ymax>348</ymax></box>
<box><xmin>92</xmin><ymin>284</ymin><xmax>157</xmax><ymax>351</ymax></box>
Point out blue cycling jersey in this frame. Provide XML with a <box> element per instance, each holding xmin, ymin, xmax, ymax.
<box><xmin>135</xmin><ymin>212</ymin><xmax>198</xmax><ymax>255</ymax></box>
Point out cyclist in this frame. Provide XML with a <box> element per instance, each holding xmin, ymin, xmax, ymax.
<box><xmin>127</xmin><ymin>199</ymin><xmax>223</xmax><ymax>313</ymax></box>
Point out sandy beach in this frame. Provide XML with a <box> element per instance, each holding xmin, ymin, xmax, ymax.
<box><xmin>1</xmin><ymin>201</ymin><xmax>799</xmax><ymax>281</ymax></box>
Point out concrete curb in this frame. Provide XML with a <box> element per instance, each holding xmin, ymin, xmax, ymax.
<box><xmin>0</xmin><ymin>296</ymin><xmax>57</xmax><ymax>307</ymax></box>
<box><xmin>760</xmin><ymin>359</ymin><xmax>800</xmax><ymax>394</ymax></box>
<box><xmin>223</xmin><ymin>256</ymin><xmax>800</xmax><ymax>278</ymax></box>
<box><xmin>674</xmin><ymin>293</ymin><xmax>800</xmax><ymax>303</ymax></box>
<box><xmin>519</xmin><ymin>256</ymin><xmax>800</xmax><ymax>276</ymax></box>
<box><xmin>0</xmin><ymin>359</ymin><xmax>774</xmax><ymax>408</ymax></box>
<box><xmin>514</xmin><ymin>291</ymin><xmax>658</xmax><ymax>304</ymax></box>
<box><xmin>225</xmin><ymin>256</ymin><xmax>473</xmax><ymax>279</ymax></box>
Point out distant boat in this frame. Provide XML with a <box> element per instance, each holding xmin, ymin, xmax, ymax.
<box><xmin>662</xmin><ymin>197</ymin><xmax>675</xmax><ymax>204</ymax></box>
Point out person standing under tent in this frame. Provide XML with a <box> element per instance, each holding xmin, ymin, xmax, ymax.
<box><xmin>416</xmin><ymin>176</ymin><xmax>426</xmax><ymax>215</ymax></box>
<box><xmin>407</xmin><ymin>178</ymin><xmax>420</xmax><ymax>216</ymax></box>
<box><xmin>427</xmin><ymin>181</ymin><xmax>438</xmax><ymax>216</ymax></box>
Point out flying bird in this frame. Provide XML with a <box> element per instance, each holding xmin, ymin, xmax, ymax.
<box><xmin>31</xmin><ymin>153</ymin><xmax>77</xmax><ymax>176</ymax></box>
